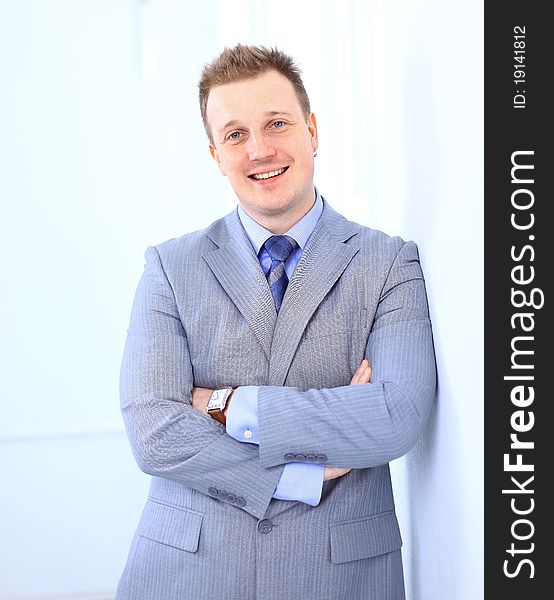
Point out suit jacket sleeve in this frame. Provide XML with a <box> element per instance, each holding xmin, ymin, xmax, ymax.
<box><xmin>120</xmin><ymin>246</ymin><xmax>284</xmax><ymax>520</ymax></box>
<box><xmin>257</xmin><ymin>240</ymin><xmax>437</xmax><ymax>469</ymax></box>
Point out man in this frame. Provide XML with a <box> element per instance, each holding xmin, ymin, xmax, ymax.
<box><xmin>116</xmin><ymin>44</ymin><xmax>436</xmax><ymax>600</ymax></box>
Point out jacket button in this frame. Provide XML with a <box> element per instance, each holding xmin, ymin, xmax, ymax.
<box><xmin>236</xmin><ymin>497</ymin><xmax>246</xmax><ymax>507</ymax></box>
<box><xmin>316</xmin><ymin>454</ymin><xmax>328</xmax><ymax>462</ymax></box>
<box><xmin>208</xmin><ymin>487</ymin><xmax>219</xmax><ymax>496</ymax></box>
<box><xmin>306</xmin><ymin>454</ymin><xmax>317</xmax><ymax>461</ymax></box>
<box><xmin>227</xmin><ymin>493</ymin><xmax>237</xmax><ymax>504</ymax></box>
<box><xmin>284</xmin><ymin>453</ymin><xmax>295</xmax><ymax>460</ymax></box>
<box><xmin>258</xmin><ymin>519</ymin><xmax>273</xmax><ymax>534</ymax></box>
<box><xmin>296</xmin><ymin>453</ymin><xmax>306</xmax><ymax>461</ymax></box>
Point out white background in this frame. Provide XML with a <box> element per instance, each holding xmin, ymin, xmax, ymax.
<box><xmin>0</xmin><ymin>1</ymin><xmax>483</xmax><ymax>598</ymax></box>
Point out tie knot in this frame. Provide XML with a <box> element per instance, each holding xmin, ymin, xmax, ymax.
<box><xmin>263</xmin><ymin>235</ymin><xmax>297</xmax><ymax>262</ymax></box>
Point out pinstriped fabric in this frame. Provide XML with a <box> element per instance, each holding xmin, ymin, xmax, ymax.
<box><xmin>116</xmin><ymin>199</ymin><xmax>435</xmax><ymax>600</ymax></box>
<box><xmin>257</xmin><ymin>239</ymin><xmax>435</xmax><ymax>471</ymax></box>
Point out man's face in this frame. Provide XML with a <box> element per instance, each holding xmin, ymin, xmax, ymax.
<box><xmin>206</xmin><ymin>70</ymin><xmax>318</xmax><ymax>227</ymax></box>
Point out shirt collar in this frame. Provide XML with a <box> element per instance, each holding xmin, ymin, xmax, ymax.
<box><xmin>238</xmin><ymin>188</ymin><xmax>323</xmax><ymax>255</ymax></box>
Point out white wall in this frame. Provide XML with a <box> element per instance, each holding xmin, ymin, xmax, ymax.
<box><xmin>0</xmin><ymin>1</ymin><xmax>482</xmax><ymax>598</ymax></box>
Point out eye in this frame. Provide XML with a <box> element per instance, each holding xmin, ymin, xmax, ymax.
<box><xmin>272</xmin><ymin>120</ymin><xmax>286</xmax><ymax>129</ymax></box>
<box><xmin>226</xmin><ymin>131</ymin><xmax>242</xmax><ymax>141</ymax></box>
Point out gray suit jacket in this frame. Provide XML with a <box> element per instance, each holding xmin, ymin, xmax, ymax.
<box><xmin>116</xmin><ymin>199</ymin><xmax>436</xmax><ymax>600</ymax></box>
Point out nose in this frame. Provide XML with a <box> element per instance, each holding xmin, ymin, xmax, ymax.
<box><xmin>246</xmin><ymin>133</ymin><xmax>276</xmax><ymax>161</ymax></box>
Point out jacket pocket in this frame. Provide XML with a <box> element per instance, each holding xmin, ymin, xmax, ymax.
<box><xmin>329</xmin><ymin>510</ymin><xmax>402</xmax><ymax>564</ymax></box>
<box><xmin>136</xmin><ymin>498</ymin><xmax>204</xmax><ymax>553</ymax></box>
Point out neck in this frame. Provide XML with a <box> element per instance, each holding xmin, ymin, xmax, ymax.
<box><xmin>259</xmin><ymin>214</ymin><xmax>304</xmax><ymax>235</ymax></box>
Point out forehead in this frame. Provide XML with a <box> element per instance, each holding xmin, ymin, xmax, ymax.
<box><xmin>206</xmin><ymin>70</ymin><xmax>303</xmax><ymax>130</ymax></box>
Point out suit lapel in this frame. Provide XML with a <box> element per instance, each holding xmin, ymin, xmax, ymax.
<box><xmin>268</xmin><ymin>203</ymin><xmax>360</xmax><ymax>386</ymax></box>
<box><xmin>202</xmin><ymin>210</ymin><xmax>277</xmax><ymax>360</ymax></box>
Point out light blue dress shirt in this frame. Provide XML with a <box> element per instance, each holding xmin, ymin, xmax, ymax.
<box><xmin>226</xmin><ymin>190</ymin><xmax>325</xmax><ymax>506</ymax></box>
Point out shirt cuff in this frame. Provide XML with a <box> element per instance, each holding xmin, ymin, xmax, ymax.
<box><xmin>273</xmin><ymin>463</ymin><xmax>325</xmax><ymax>506</ymax></box>
<box><xmin>225</xmin><ymin>386</ymin><xmax>260</xmax><ymax>444</ymax></box>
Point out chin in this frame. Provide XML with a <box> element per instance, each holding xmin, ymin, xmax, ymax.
<box><xmin>254</xmin><ymin>199</ymin><xmax>296</xmax><ymax>217</ymax></box>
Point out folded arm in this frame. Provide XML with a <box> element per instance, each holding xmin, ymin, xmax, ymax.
<box><xmin>120</xmin><ymin>247</ymin><xmax>285</xmax><ymax>520</ymax></box>
<box><xmin>192</xmin><ymin>241</ymin><xmax>435</xmax><ymax>471</ymax></box>
<box><xmin>192</xmin><ymin>360</ymin><xmax>373</xmax><ymax>483</ymax></box>
<box><xmin>256</xmin><ymin>241</ymin><xmax>436</xmax><ymax>469</ymax></box>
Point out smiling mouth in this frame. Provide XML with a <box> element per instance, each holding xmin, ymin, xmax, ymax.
<box><xmin>249</xmin><ymin>166</ymin><xmax>289</xmax><ymax>181</ymax></box>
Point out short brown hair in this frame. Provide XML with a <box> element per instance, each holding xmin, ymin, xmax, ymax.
<box><xmin>198</xmin><ymin>44</ymin><xmax>311</xmax><ymax>143</ymax></box>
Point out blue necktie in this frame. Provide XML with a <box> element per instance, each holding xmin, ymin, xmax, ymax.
<box><xmin>263</xmin><ymin>235</ymin><xmax>297</xmax><ymax>313</ymax></box>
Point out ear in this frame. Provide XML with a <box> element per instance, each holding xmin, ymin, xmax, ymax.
<box><xmin>209</xmin><ymin>143</ymin><xmax>227</xmax><ymax>176</ymax></box>
<box><xmin>307</xmin><ymin>112</ymin><xmax>318</xmax><ymax>154</ymax></box>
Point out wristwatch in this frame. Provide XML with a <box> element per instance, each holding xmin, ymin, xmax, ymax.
<box><xmin>206</xmin><ymin>386</ymin><xmax>237</xmax><ymax>425</ymax></box>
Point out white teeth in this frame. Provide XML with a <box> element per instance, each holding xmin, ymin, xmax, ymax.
<box><xmin>252</xmin><ymin>168</ymin><xmax>285</xmax><ymax>180</ymax></box>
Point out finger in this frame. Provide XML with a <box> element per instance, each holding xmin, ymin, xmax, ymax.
<box><xmin>360</xmin><ymin>365</ymin><xmax>372</xmax><ymax>384</ymax></box>
<box><xmin>351</xmin><ymin>372</ymin><xmax>362</xmax><ymax>385</ymax></box>
<box><xmin>351</xmin><ymin>359</ymin><xmax>368</xmax><ymax>384</ymax></box>
<box><xmin>351</xmin><ymin>362</ymin><xmax>372</xmax><ymax>385</ymax></box>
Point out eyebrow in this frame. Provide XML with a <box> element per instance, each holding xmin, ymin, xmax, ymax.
<box><xmin>219</xmin><ymin>111</ymin><xmax>296</xmax><ymax>132</ymax></box>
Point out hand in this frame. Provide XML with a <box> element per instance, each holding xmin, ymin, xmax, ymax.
<box><xmin>324</xmin><ymin>359</ymin><xmax>372</xmax><ymax>481</ymax></box>
<box><xmin>191</xmin><ymin>387</ymin><xmax>213</xmax><ymax>413</ymax></box>
<box><xmin>350</xmin><ymin>358</ymin><xmax>372</xmax><ymax>385</ymax></box>
<box><xmin>323</xmin><ymin>466</ymin><xmax>353</xmax><ymax>481</ymax></box>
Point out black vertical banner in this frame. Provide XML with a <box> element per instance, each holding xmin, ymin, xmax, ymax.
<box><xmin>485</xmin><ymin>2</ymin><xmax>551</xmax><ymax>598</ymax></box>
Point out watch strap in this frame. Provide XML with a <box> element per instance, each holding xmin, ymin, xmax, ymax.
<box><xmin>207</xmin><ymin>386</ymin><xmax>237</xmax><ymax>425</ymax></box>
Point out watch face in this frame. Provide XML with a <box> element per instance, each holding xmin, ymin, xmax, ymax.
<box><xmin>207</xmin><ymin>389</ymin><xmax>228</xmax><ymax>411</ymax></box>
